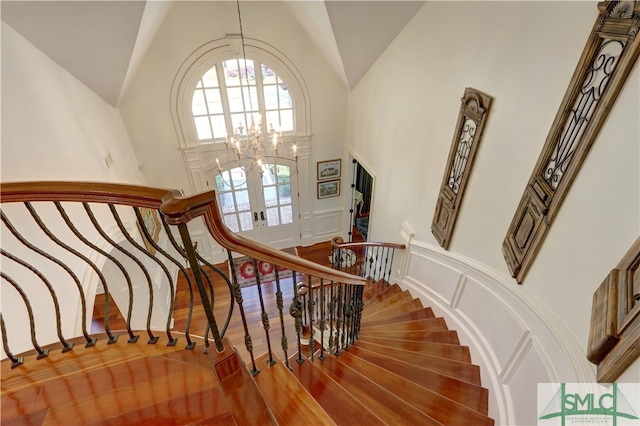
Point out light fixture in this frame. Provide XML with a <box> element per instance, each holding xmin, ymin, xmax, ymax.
<box><xmin>215</xmin><ymin>0</ymin><xmax>298</xmax><ymax>180</ymax></box>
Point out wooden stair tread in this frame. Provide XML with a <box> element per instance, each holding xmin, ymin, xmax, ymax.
<box><xmin>289</xmin><ymin>357</ymin><xmax>386</xmax><ymax>425</ymax></box>
<box><xmin>363</xmin><ymin>281</ymin><xmax>390</xmax><ymax>301</ymax></box>
<box><xmin>363</xmin><ymin>291</ymin><xmax>413</xmax><ymax>312</ymax></box>
<box><xmin>251</xmin><ymin>353</ymin><xmax>337</xmax><ymax>425</ymax></box>
<box><xmin>355</xmin><ymin>340</ymin><xmax>481</xmax><ymax>385</ymax></box>
<box><xmin>358</xmin><ymin>329</ymin><xmax>460</xmax><ymax>344</ymax></box>
<box><xmin>314</xmin><ymin>355</ymin><xmax>442</xmax><ymax>425</ymax></box>
<box><xmin>357</xmin><ymin>335</ymin><xmax>471</xmax><ymax>362</ymax></box>
<box><xmin>334</xmin><ymin>350</ymin><xmax>493</xmax><ymax>425</ymax></box>
<box><xmin>360</xmin><ymin>307</ymin><xmax>435</xmax><ymax>326</ymax></box>
<box><xmin>346</xmin><ymin>345</ymin><xmax>488</xmax><ymax>412</ymax></box>
<box><xmin>362</xmin><ymin>299</ymin><xmax>424</xmax><ymax>319</ymax></box>
<box><xmin>362</xmin><ymin>283</ymin><xmax>403</xmax><ymax>306</ymax></box>
<box><xmin>360</xmin><ymin>318</ymin><xmax>449</xmax><ymax>332</ymax></box>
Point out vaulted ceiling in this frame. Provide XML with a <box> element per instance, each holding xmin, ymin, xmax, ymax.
<box><xmin>1</xmin><ymin>1</ymin><xmax>425</xmax><ymax>107</ymax></box>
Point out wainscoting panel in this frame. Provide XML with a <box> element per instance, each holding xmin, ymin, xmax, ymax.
<box><xmin>505</xmin><ymin>338</ymin><xmax>553</xmax><ymax>426</ymax></box>
<box><xmin>457</xmin><ymin>277</ymin><xmax>527</xmax><ymax>371</ymax></box>
<box><xmin>397</xmin><ymin>235</ymin><xmax>594</xmax><ymax>425</ymax></box>
<box><xmin>405</xmin><ymin>253</ymin><xmax>462</xmax><ymax>305</ymax></box>
<box><xmin>309</xmin><ymin>209</ymin><xmax>342</xmax><ymax>243</ymax></box>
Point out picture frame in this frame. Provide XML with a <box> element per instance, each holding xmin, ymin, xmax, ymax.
<box><xmin>137</xmin><ymin>207</ymin><xmax>161</xmax><ymax>255</ymax></box>
<box><xmin>317</xmin><ymin>179</ymin><xmax>340</xmax><ymax>199</ymax></box>
<box><xmin>317</xmin><ymin>159</ymin><xmax>341</xmax><ymax>181</ymax></box>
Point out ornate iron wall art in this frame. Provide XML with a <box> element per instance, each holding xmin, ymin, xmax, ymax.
<box><xmin>502</xmin><ymin>0</ymin><xmax>640</xmax><ymax>283</ymax></box>
<box><xmin>431</xmin><ymin>88</ymin><xmax>493</xmax><ymax>249</ymax></box>
<box><xmin>587</xmin><ymin>237</ymin><xmax>640</xmax><ymax>382</ymax></box>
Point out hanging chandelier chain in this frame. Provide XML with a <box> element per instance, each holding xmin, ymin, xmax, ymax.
<box><xmin>236</xmin><ymin>0</ymin><xmax>255</xmax><ymax>115</ymax></box>
<box><xmin>215</xmin><ymin>0</ymin><xmax>298</xmax><ymax>185</ymax></box>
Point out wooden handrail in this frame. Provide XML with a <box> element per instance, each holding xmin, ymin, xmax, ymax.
<box><xmin>0</xmin><ymin>181</ymin><xmax>367</xmax><ymax>286</ymax></box>
<box><xmin>0</xmin><ymin>181</ymin><xmax>169</xmax><ymax>208</ymax></box>
<box><xmin>161</xmin><ymin>190</ymin><xmax>367</xmax><ymax>286</ymax></box>
<box><xmin>331</xmin><ymin>236</ymin><xmax>406</xmax><ymax>251</ymax></box>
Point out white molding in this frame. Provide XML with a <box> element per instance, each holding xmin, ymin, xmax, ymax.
<box><xmin>309</xmin><ymin>208</ymin><xmax>342</xmax><ymax>244</ymax></box>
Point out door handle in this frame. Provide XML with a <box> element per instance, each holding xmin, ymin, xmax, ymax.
<box><xmin>260</xmin><ymin>211</ymin><xmax>265</xmax><ymax>221</ymax></box>
<box><xmin>254</xmin><ymin>212</ymin><xmax>258</xmax><ymax>222</ymax></box>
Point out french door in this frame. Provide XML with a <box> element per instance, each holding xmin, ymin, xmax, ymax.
<box><xmin>214</xmin><ymin>161</ymin><xmax>299</xmax><ymax>249</ymax></box>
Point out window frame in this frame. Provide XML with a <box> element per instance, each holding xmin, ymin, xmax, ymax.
<box><xmin>191</xmin><ymin>58</ymin><xmax>295</xmax><ymax>144</ymax></box>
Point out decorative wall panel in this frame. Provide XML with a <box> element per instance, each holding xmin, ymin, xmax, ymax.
<box><xmin>588</xmin><ymin>237</ymin><xmax>640</xmax><ymax>382</ymax></box>
<box><xmin>503</xmin><ymin>1</ymin><xmax>640</xmax><ymax>283</ymax></box>
<box><xmin>432</xmin><ymin>88</ymin><xmax>493</xmax><ymax>249</ymax></box>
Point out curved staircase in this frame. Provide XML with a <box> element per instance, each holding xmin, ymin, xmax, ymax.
<box><xmin>0</xmin><ymin>183</ymin><xmax>494</xmax><ymax>425</ymax></box>
<box><xmin>214</xmin><ymin>280</ymin><xmax>494</xmax><ymax>425</ymax></box>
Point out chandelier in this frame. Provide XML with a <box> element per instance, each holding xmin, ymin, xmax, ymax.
<box><xmin>215</xmin><ymin>0</ymin><xmax>298</xmax><ymax>178</ymax></box>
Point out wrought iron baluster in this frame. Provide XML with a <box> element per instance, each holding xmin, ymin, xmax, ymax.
<box><xmin>83</xmin><ymin>203</ymin><xmax>157</xmax><ymax>344</ymax></box>
<box><xmin>2</xmin><ymin>210</ymin><xmax>85</xmax><ymax>348</ymax></box>
<box><xmin>176</xmin><ymin>223</ymin><xmax>224</xmax><ymax>352</ymax></box>
<box><xmin>292</xmin><ymin>275</ymin><xmax>305</xmax><ymax>364</ymax></box>
<box><xmin>0</xmin><ymin>313</ymin><xmax>23</xmax><ymax>368</ymax></box>
<box><xmin>307</xmin><ymin>275</ymin><xmax>315</xmax><ymax>361</ymax></box>
<box><xmin>328</xmin><ymin>280</ymin><xmax>336</xmax><ymax>353</ymax></box>
<box><xmin>344</xmin><ymin>284</ymin><xmax>353</xmax><ymax>350</ymax></box>
<box><xmin>351</xmin><ymin>284</ymin><xmax>364</xmax><ymax>342</ymax></box>
<box><xmin>55</xmin><ymin>202</ymin><xmax>134</xmax><ymax>344</ymax></box>
<box><xmin>135</xmin><ymin>208</ymin><xmax>205</xmax><ymax>344</ymax></box>
<box><xmin>2</xmin><ymin>249</ymin><xmax>73</xmax><ymax>352</ymax></box>
<box><xmin>335</xmin><ymin>283</ymin><xmax>344</xmax><ymax>355</ymax></box>
<box><xmin>377</xmin><ymin>246</ymin><xmax>387</xmax><ymax>281</ymax></box>
<box><xmin>163</xmin><ymin>221</ymin><xmax>196</xmax><ymax>349</ymax></box>
<box><xmin>194</xmin><ymin>252</ymin><xmax>234</xmax><ymax>336</ymax></box>
<box><xmin>387</xmin><ymin>247</ymin><xmax>397</xmax><ymax>282</ymax></box>
<box><xmin>254</xmin><ymin>258</ymin><xmax>276</xmax><ymax>367</ymax></box>
<box><xmin>367</xmin><ymin>248</ymin><xmax>375</xmax><ymax>280</ymax></box>
<box><xmin>24</xmin><ymin>202</ymin><xmax>99</xmax><ymax>347</ymax></box>
<box><xmin>1</xmin><ymin>272</ymin><xmax>49</xmax><ymax>359</ymax></box>
<box><xmin>273</xmin><ymin>266</ymin><xmax>290</xmax><ymax>369</ymax></box>
<box><xmin>318</xmin><ymin>278</ymin><xmax>326</xmax><ymax>360</ymax></box>
<box><xmin>227</xmin><ymin>250</ymin><xmax>259</xmax><ymax>375</ymax></box>
<box><xmin>112</xmin><ymin>205</ymin><xmax>177</xmax><ymax>346</ymax></box>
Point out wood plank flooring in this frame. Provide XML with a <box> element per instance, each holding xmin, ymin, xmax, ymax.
<box><xmin>2</xmin><ymin>242</ymin><xmax>335</xmax><ymax>425</ymax></box>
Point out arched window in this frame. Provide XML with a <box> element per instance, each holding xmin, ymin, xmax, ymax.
<box><xmin>191</xmin><ymin>58</ymin><xmax>294</xmax><ymax>143</ymax></box>
<box><xmin>171</xmin><ymin>37</ymin><xmax>311</xmax><ymax>254</ymax></box>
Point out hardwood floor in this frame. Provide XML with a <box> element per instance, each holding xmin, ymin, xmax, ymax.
<box><xmin>2</xmin><ymin>241</ymin><xmax>335</xmax><ymax>425</ymax></box>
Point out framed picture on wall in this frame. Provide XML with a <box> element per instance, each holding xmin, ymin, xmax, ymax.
<box><xmin>317</xmin><ymin>159</ymin><xmax>341</xmax><ymax>180</ymax></box>
<box><xmin>137</xmin><ymin>207</ymin><xmax>161</xmax><ymax>255</ymax></box>
<box><xmin>317</xmin><ymin>179</ymin><xmax>340</xmax><ymax>199</ymax></box>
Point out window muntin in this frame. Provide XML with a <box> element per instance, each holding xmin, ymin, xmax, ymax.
<box><xmin>215</xmin><ymin>167</ymin><xmax>253</xmax><ymax>233</ymax></box>
<box><xmin>192</xmin><ymin>60</ymin><xmax>294</xmax><ymax>143</ymax></box>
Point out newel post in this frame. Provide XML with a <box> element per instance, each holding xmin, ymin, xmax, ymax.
<box><xmin>160</xmin><ymin>190</ymin><xmax>225</xmax><ymax>353</ymax></box>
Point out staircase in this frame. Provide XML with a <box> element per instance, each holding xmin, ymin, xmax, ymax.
<box><xmin>1</xmin><ymin>182</ymin><xmax>494</xmax><ymax>424</ymax></box>
<box><xmin>211</xmin><ymin>280</ymin><xmax>494</xmax><ymax>425</ymax></box>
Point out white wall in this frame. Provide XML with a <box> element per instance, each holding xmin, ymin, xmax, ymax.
<box><xmin>1</xmin><ymin>23</ymin><xmax>147</xmax><ymax>356</ymax></box>
<box><xmin>1</xmin><ymin>23</ymin><xmax>144</xmax><ymax>183</ymax></box>
<box><xmin>347</xmin><ymin>2</ymin><xmax>639</xmax><ymax>424</ymax></box>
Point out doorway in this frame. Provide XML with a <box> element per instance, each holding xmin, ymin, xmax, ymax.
<box><xmin>349</xmin><ymin>159</ymin><xmax>373</xmax><ymax>242</ymax></box>
<box><xmin>213</xmin><ymin>160</ymin><xmax>300</xmax><ymax>249</ymax></box>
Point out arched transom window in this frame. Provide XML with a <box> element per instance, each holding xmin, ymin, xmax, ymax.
<box><xmin>191</xmin><ymin>58</ymin><xmax>294</xmax><ymax>143</ymax></box>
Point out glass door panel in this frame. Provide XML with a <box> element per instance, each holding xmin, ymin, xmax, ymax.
<box><xmin>215</xmin><ymin>167</ymin><xmax>254</xmax><ymax>233</ymax></box>
<box><xmin>215</xmin><ymin>161</ymin><xmax>299</xmax><ymax>248</ymax></box>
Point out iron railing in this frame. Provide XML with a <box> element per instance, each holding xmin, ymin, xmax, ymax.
<box><xmin>0</xmin><ymin>182</ymin><xmax>366</xmax><ymax>373</ymax></box>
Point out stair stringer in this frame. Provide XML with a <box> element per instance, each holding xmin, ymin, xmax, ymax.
<box><xmin>395</xmin><ymin>237</ymin><xmax>595</xmax><ymax>426</ymax></box>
